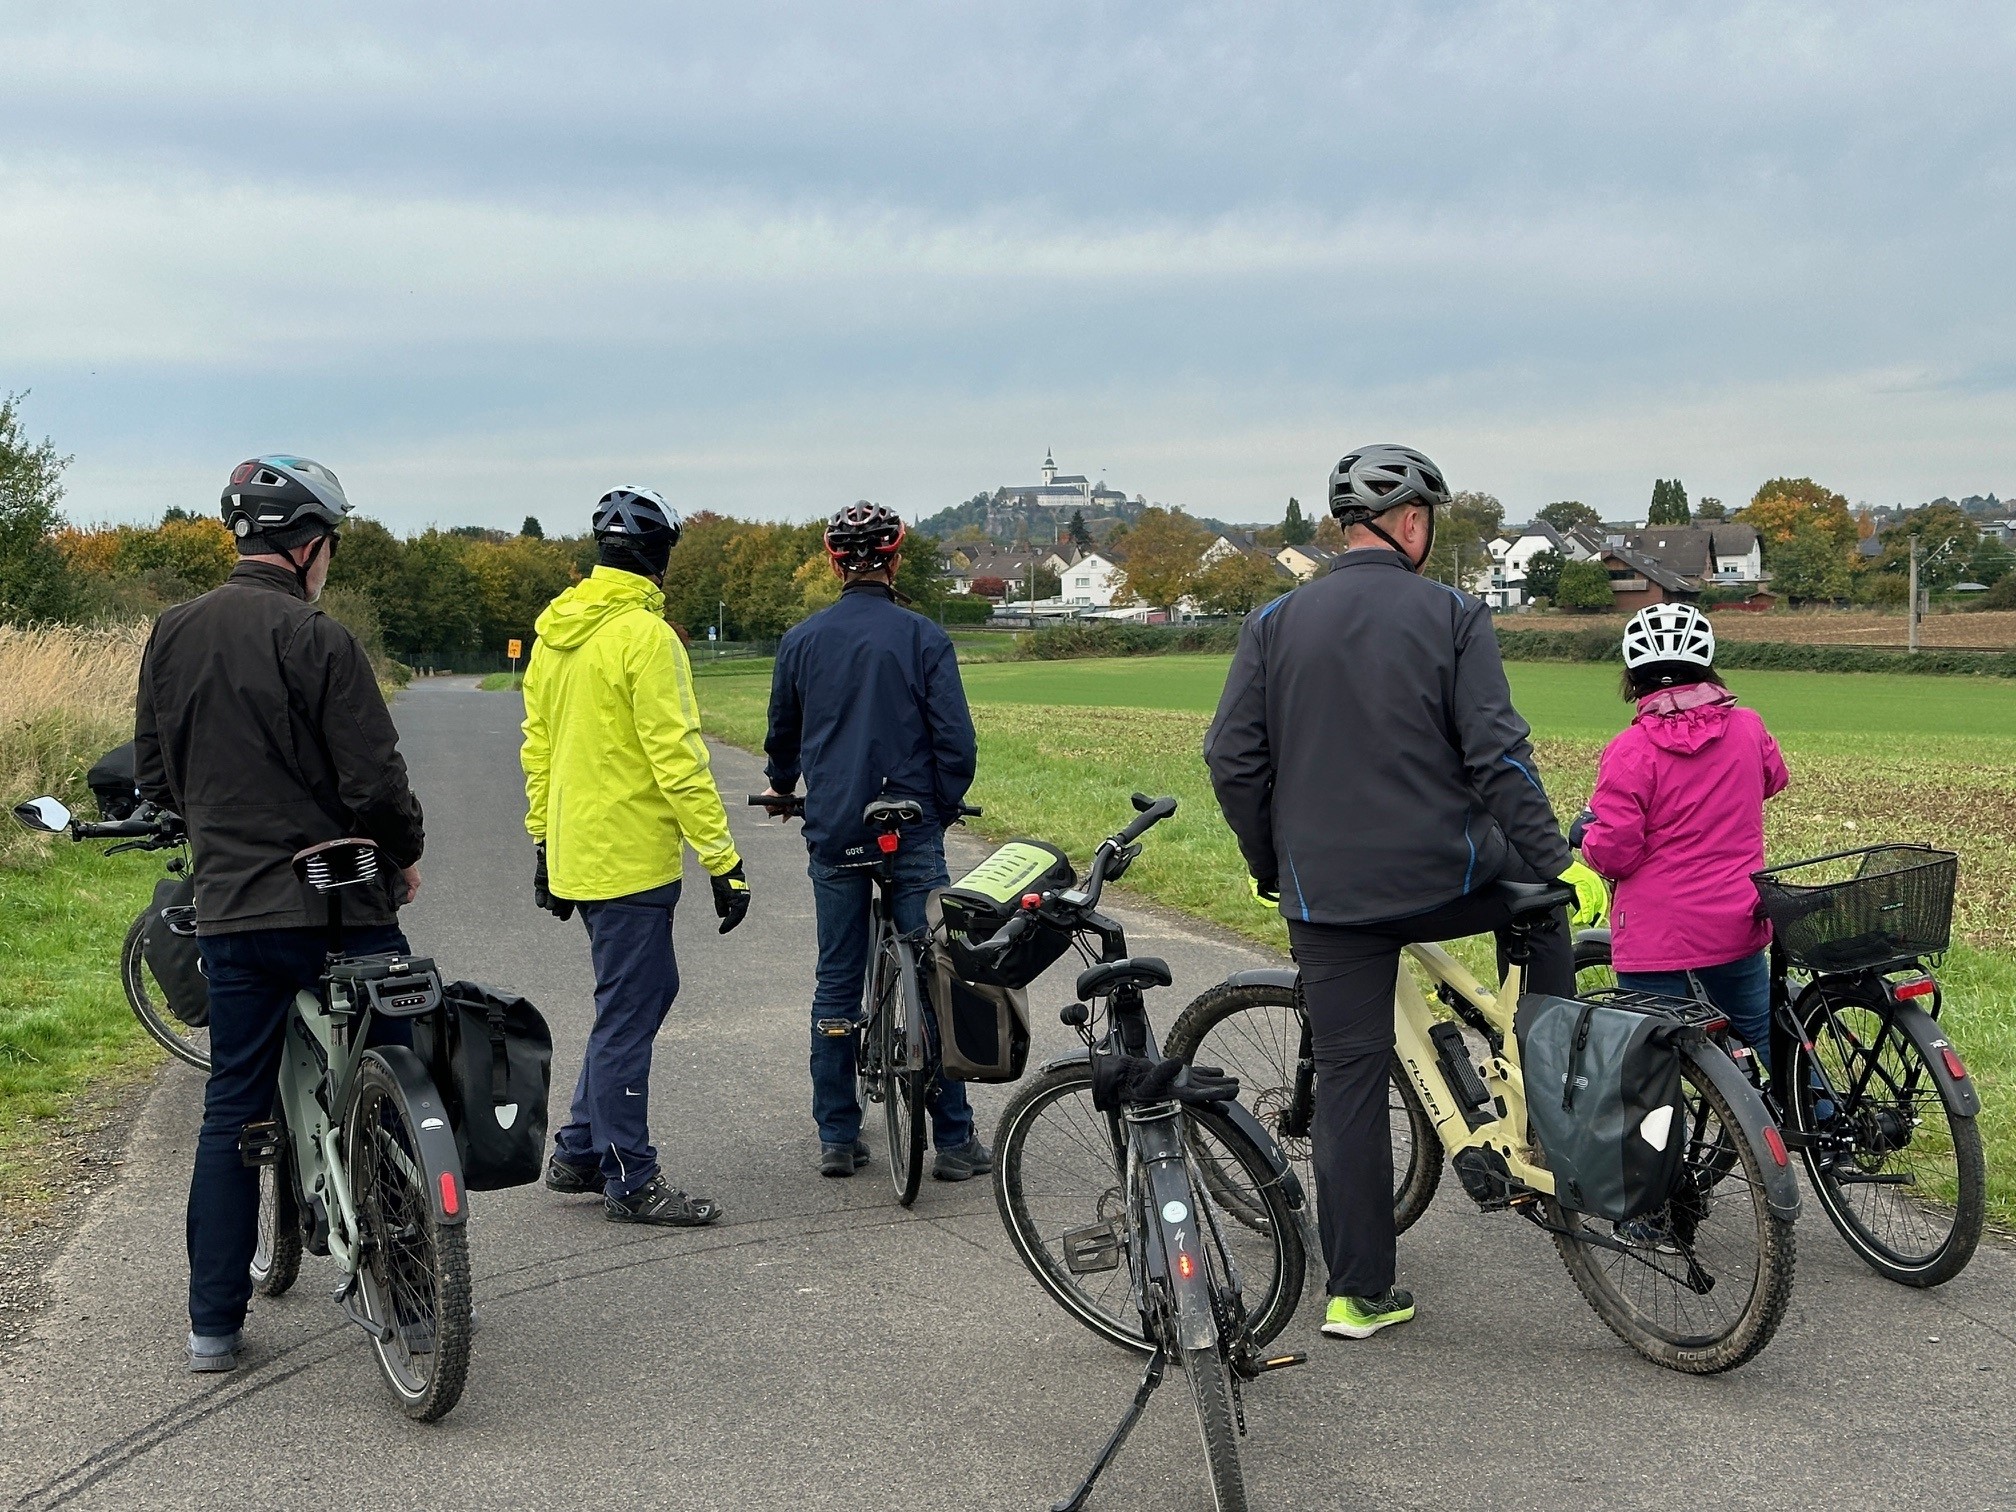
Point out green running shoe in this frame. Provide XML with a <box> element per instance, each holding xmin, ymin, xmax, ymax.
<box><xmin>1321</xmin><ymin>1288</ymin><xmax>1416</xmax><ymax>1340</ymax></box>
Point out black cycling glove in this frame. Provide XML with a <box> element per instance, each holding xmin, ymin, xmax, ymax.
<box><xmin>1568</xmin><ymin>807</ymin><xmax>1596</xmax><ymax>851</ymax></box>
<box><xmin>711</xmin><ymin>861</ymin><xmax>751</xmax><ymax>935</ymax></box>
<box><xmin>1091</xmin><ymin>1050</ymin><xmax>1241</xmax><ymax>1113</ymax></box>
<box><xmin>533</xmin><ymin>842</ymin><xmax>574</xmax><ymax>921</ymax></box>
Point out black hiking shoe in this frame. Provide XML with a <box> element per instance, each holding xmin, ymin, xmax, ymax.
<box><xmin>545</xmin><ymin>1156</ymin><xmax>604</xmax><ymax>1195</ymax></box>
<box><xmin>820</xmin><ymin>1141</ymin><xmax>871</xmax><ymax>1177</ymax></box>
<box><xmin>604</xmin><ymin>1174</ymin><xmax>724</xmax><ymax>1227</ymax></box>
<box><xmin>932</xmin><ymin>1138</ymin><xmax>994</xmax><ymax>1182</ymax></box>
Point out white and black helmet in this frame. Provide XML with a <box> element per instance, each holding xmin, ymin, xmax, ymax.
<box><xmin>591</xmin><ymin>486</ymin><xmax>682</xmax><ymax>547</ymax></box>
<box><xmin>1622</xmin><ymin>602</ymin><xmax>1716</xmax><ymax>671</ymax></box>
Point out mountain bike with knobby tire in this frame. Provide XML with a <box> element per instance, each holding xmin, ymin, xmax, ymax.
<box><xmin>1168</xmin><ymin>879</ymin><xmax>1802</xmax><ymax>1375</ymax></box>
<box><xmin>988</xmin><ymin>795</ymin><xmax>1309</xmax><ymax>1512</ymax></box>
<box><xmin>13</xmin><ymin>796</ymin><xmax>212</xmax><ymax>1070</ymax></box>
<box><xmin>1574</xmin><ymin>843</ymin><xmax>1985</xmax><ymax>1288</ymax></box>
<box><xmin>748</xmin><ymin>791</ymin><xmax>981</xmax><ymax>1206</ymax></box>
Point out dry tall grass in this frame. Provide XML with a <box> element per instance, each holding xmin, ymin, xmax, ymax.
<box><xmin>0</xmin><ymin>625</ymin><xmax>144</xmax><ymax>861</ymax></box>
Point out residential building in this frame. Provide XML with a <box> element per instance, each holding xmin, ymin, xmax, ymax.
<box><xmin>1591</xmin><ymin>524</ymin><xmax>1770</xmax><ymax>610</ymax></box>
<box><xmin>1275</xmin><ymin>543</ymin><xmax>1339</xmax><ymax>581</ymax></box>
<box><xmin>1059</xmin><ymin>551</ymin><xmax>1123</xmax><ymax>608</ymax></box>
<box><xmin>938</xmin><ymin>542</ymin><xmax>1072</xmax><ymax>599</ymax></box>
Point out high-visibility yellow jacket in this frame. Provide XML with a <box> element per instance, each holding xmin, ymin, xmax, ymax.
<box><xmin>520</xmin><ymin>566</ymin><xmax>739</xmax><ymax>901</ymax></box>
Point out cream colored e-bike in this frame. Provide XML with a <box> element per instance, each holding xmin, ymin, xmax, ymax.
<box><xmin>1167</xmin><ymin>880</ymin><xmax>1802</xmax><ymax>1375</ymax></box>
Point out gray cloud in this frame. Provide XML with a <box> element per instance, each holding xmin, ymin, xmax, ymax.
<box><xmin>3</xmin><ymin>1</ymin><xmax>2012</xmax><ymax>528</ymax></box>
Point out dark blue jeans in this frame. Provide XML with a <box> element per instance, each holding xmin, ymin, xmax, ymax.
<box><xmin>1618</xmin><ymin>949</ymin><xmax>1773</xmax><ymax>1075</ymax></box>
<box><xmin>191</xmin><ymin>923</ymin><xmax>408</xmax><ymax>1336</ymax></box>
<box><xmin>552</xmin><ymin>879</ymin><xmax>682</xmax><ymax>1198</ymax></box>
<box><xmin>808</xmin><ymin>841</ymin><xmax>974</xmax><ymax>1151</ymax></box>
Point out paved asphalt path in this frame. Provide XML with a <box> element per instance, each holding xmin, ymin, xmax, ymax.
<box><xmin>3</xmin><ymin>676</ymin><xmax>2013</xmax><ymax>1511</ymax></box>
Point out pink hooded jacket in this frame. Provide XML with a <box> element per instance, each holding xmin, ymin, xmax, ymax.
<box><xmin>1579</xmin><ymin>682</ymin><xmax>1789</xmax><ymax>973</ymax></box>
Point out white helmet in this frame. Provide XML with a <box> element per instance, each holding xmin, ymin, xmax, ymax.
<box><xmin>1622</xmin><ymin>602</ymin><xmax>1715</xmax><ymax>670</ymax></box>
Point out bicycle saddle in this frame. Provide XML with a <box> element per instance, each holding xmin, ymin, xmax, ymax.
<box><xmin>1495</xmin><ymin>879</ymin><xmax>1576</xmax><ymax>919</ymax></box>
<box><xmin>292</xmin><ymin>837</ymin><xmax>382</xmax><ymax>892</ymax></box>
<box><xmin>1075</xmin><ymin>956</ymin><xmax>1173</xmax><ymax>1000</ymax></box>
<box><xmin>862</xmin><ymin>797</ymin><xmax>925</xmax><ymax>828</ymax></box>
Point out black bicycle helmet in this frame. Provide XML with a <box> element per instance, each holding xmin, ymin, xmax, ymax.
<box><xmin>219</xmin><ymin>455</ymin><xmax>352</xmax><ymax>551</ymax></box>
<box><xmin>591</xmin><ymin>486</ymin><xmax>682</xmax><ymax>547</ymax></box>
<box><xmin>824</xmin><ymin>501</ymin><xmax>906</xmax><ymax>573</ymax></box>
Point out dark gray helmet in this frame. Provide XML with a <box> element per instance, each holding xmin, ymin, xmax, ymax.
<box><xmin>824</xmin><ymin>501</ymin><xmax>906</xmax><ymax>572</ymax></box>
<box><xmin>219</xmin><ymin>455</ymin><xmax>352</xmax><ymax>548</ymax></box>
<box><xmin>591</xmin><ymin>485</ymin><xmax>682</xmax><ymax>547</ymax></box>
<box><xmin>1328</xmin><ymin>445</ymin><xmax>1452</xmax><ymax>523</ymax></box>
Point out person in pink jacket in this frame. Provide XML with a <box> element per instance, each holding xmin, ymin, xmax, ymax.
<box><xmin>1574</xmin><ymin>603</ymin><xmax>1789</xmax><ymax>1072</ymax></box>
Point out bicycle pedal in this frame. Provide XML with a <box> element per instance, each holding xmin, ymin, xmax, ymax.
<box><xmin>237</xmin><ymin>1120</ymin><xmax>283</xmax><ymax>1167</ymax></box>
<box><xmin>1061</xmin><ymin>1222</ymin><xmax>1122</xmax><ymax>1274</ymax></box>
<box><xmin>1253</xmin><ymin>1350</ymin><xmax>1307</xmax><ymax>1373</ymax></box>
<box><xmin>815</xmin><ymin>1017</ymin><xmax>857</xmax><ymax>1038</ymax></box>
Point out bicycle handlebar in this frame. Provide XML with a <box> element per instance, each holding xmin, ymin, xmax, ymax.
<box><xmin>73</xmin><ymin>808</ymin><xmax>185</xmax><ymax>845</ymax></box>
<box><xmin>744</xmin><ymin>795</ymin><xmax>984</xmax><ymax>821</ymax></box>
<box><xmin>971</xmin><ymin>793</ymin><xmax>1178</xmax><ymax>961</ymax></box>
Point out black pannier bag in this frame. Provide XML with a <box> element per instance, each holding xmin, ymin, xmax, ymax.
<box><xmin>925</xmin><ymin>840</ymin><xmax>1076</xmax><ymax>1083</ymax></box>
<box><xmin>415</xmin><ymin>982</ymin><xmax>553</xmax><ymax>1190</ymax></box>
<box><xmin>139</xmin><ymin>875</ymin><xmax>209</xmax><ymax>1028</ymax></box>
<box><xmin>1514</xmin><ymin>992</ymin><xmax>1689</xmax><ymax>1222</ymax></box>
<box><xmin>88</xmin><ymin>741</ymin><xmax>143</xmax><ymax>821</ymax></box>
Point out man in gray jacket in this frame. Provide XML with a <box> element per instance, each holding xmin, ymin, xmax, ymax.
<box><xmin>1205</xmin><ymin>443</ymin><xmax>1604</xmax><ymax>1342</ymax></box>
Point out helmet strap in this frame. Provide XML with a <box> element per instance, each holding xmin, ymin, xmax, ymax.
<box><xmin>1359</xmin><ymin>508</ymin><xmax>1433</xmax><ymax>573</ymax></box>
<box><xmin>290</xmin><ymin>533</ymin><xmax>328</xmax><ymax>596</ymax></box>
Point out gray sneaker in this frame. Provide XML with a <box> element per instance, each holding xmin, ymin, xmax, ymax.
<box><xmin>820</xmin><ymin>1141</ymin><xmax>871</xmax><ymax>1177</ymax></box>
<box><xmin>932</xmin><ymin>1138</ymin><xmax>994</xmax><ymax>1182</ymax></box>
<box><xmin>187</xmin><ymin>1330</ymin><xmax>242</xmax><ymax>1373</ymax></box>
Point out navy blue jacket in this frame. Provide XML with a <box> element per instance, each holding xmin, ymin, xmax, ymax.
<box><xmin>764</xmin><ymin>582</ymin><xmax>978</xmax><ymax>865</ymax></box>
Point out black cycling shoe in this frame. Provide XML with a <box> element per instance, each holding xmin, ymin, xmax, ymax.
<box><xmin>604</xmin><ymin>1174</ymin><xmax>724</xmax><ymax>1227</ymax></box>
<box><xmin>820</xmin><ymin>1141</ymin><xmax>871</xmax><ymax>1178</ymax></box>
<box><xmin>932</xmin><ymin>1138</ymin><xmax>994</xmax><ymax>1182</ymax></box>
<box><xmin>545</xmin><ymin>1156</ymin><xmax>604</xmax><ymax>1195</ymax></box>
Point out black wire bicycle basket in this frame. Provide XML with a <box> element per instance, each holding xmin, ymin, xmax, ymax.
<box><xmin>1752</xmin><ymin>845</ymin><xmax>1958</xmax><ymax>974</ymax></box>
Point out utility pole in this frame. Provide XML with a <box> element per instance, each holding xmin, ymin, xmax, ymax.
<box><xmin>1907</xmin><ymin>536</ymin><xmax>1920</xmax><ymax>654</ymax></box>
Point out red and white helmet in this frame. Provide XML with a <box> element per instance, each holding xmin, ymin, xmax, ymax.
<box><xmin>1622</xmin><ymin>602</ymin><xmax>1715</xmax><ymax>670</ymax></box>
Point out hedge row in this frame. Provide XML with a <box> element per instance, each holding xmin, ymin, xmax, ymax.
<box><xmin>1492</xmin><ymin>629</ymin><xmax>2016</xmax><ymax>677</ymax></box>
<box><xmin>1014</xmin><ymin>620</ymin><xmax>2016</xmax><ymax>677</ymax></box>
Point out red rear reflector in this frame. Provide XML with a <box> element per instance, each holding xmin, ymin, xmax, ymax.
<box><xmin>1763</xmin><ymin>1126</ymin><xmax>1789</xmax><ymax>1167</ymax></box>
<box><xmin>1942</xmin><ymin>1048</ymin><xmax>1968</xmax><ymax>1080</ymax></box>
<box><xmin>439</xmin><ymin>1172</ymin><xmax>460</xmax><ymax>1215</ymax></box>
<box><xmin>1176</xmin><ymin>1252</ymin><xmax>1195</xmax><ymax>1279</ymax></box>
<box><xmin>1893</xmin><ymin>978</ymin><xmax>1936</xmax><ymax>1001</ymax></box>
<box><xmin>877</xmin><ymin>833</ymin><xmax>899</xmax><ymax>854</ymax></box>
<box><xmin>1021</xmin><ymin>893</ymin><xmax>1043</xmax><ymax>909</ymax></box>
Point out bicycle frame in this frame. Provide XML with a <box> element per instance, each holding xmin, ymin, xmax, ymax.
<box><xmin>276</xmin><ymin>985</ymin><xmax>378</xmax><ymax>1272</ymax></box>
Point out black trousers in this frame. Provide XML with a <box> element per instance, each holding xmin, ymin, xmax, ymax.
<box><xmin>1287</xmin><ymin>878</ymin><xmax>1574</xmax><ymax>1299</ymax></box>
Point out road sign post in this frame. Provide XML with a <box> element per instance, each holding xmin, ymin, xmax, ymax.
<box><xmin>508</xmin><ymin>638</ymin><xmax>523</xmax><ymax>679</ymax></box>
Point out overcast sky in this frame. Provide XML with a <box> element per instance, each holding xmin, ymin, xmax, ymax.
<box><xmin>4</xmin><ymin>3</ymin><xmax>2013</xmax><ymax>532</ymax></box>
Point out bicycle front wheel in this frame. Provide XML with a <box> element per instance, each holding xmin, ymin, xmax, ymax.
<box><xmin>1549</xmin><ymin>1054</ymin><xmax>1795</xmax><ymax>1373</ymax></box>
<box><xmin>1791</xmin><ymin>983</ymin><xmax>1985</xmax><ymax>1286</ymax></box>
<box><xmin>346</xmin><ymin>1055</ymin><xmax>472</xmax><ymax>1421</ymax></box>
<box><xmin>122</xmin><ymin>911</ymin><xmax>211</xmax><ymax>1071</ymax></box>
<box><xmin>993</xmin><ymin>1062</ymin><xmax>1304</xmax><ymax>1354</ymax></box>
<box><xmin>868</xmin><ymin>932</ymin><xmax>925</xmax><ymax>1206</ymax></box>
<box><xmin>1165</xmin><ymin>977</ymin><xmax>1441</xmax><ymax>1234</ymax></box>
<box><xmin>250</xmin><ymin>1105</ymin><xmax>301</xmax><ymax>1298</ymax></box>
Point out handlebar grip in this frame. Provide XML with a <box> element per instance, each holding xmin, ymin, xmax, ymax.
<box><xmin>746</xmin><ymin>794</ymin><xmax>805</xmax><ymax>814</ymax></box>
<box><xmin>74</xmin><ymin>817</ymin><xmax>167</xmax><ymax>840</ymax></box>
<box><xmin>957</xmin><ymin>803</ymin><xmax>983</xmax><ymax>818</ymax></box>
<box><xmin>1116</xmin><ymin>795</ymin><xmax>1178</xmax><ymax>845</ymax></box>
<box><xmin>975</xmin><ymin>910</ymin><xmax>1033</xmax><ymax>958</ymax></box>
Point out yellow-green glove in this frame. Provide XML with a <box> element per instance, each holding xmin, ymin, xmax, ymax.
<box><xmin>1559</xmin><ymin>859</ymin><xmax>1609</xmax><ymax>928</ymax></box>
<box><xmin>1249</xmin><ymin>875</ymin><xmax>1281</xmax><ymax>909</ymax></box>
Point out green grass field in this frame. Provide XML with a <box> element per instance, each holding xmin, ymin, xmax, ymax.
<box><xmin>698</xmin><ymin>653</ymin><xmax>2014</xmax><ymax>1227</ymax></box>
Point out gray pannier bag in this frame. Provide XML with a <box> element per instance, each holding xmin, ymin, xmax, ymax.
<box><xmin>1514</xmin><ymin>992</ymin><xmax>1689</xmax><ymax>1222</ymax></box>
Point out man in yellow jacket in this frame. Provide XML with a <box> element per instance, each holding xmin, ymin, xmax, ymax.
<box><xmin>519</xmin><ymin>486</ymin><xmax>748</xmax><ymax>1227</ymax></box>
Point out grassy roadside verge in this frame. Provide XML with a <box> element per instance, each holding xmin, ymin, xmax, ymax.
<box><xmin>0</xmin><ymin>843</ymin><xmax>162</xmax><ymax>1216</ymax></box>
<box><xmin>695</xmin><ymin>669</ymin><xmax>2013</xmax><ymax>1230</ymax></box>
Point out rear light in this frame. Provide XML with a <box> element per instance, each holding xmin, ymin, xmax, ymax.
<box><xmin>1892</xmin><ymin>977</ymin><xmax>1937</xmax><ymax>1001</ymax></box>
<box><xmin>1176</xmin><ymin>1252</ymin><xmax>1196</xmax><ymax>1279</ymax></box>
<box><xmin>1942</xmin><ymin>1048</ymin><xmax>1968</xmax><ymax>1081</ymax></box>
<box><xmin>876</xmin><ymin>833</ymin><xmax>899</xmax><ymax>854</ymax></box>
<box><xmin>439</xmin><ymin>1171</ymin><xmax>460</xmax><ymax>1216</ymax></box>
<box><xmin>1762</xmin><ymin>1126</ymin><xmax>1789</xmax><ymax>1167</ymax></box>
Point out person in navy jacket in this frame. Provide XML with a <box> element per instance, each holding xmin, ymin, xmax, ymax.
<box><xmin>760</xmin><ymin>503</ymin><xmax>991</xmax><ymax>1180</ymax></box>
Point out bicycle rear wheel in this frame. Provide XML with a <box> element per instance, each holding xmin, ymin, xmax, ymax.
<box><xmin>1791</xmin><ymin>983</ymin><xmax>1985</xmax><ymax>1286</ymax></box>
<box><xmin>1549</xmin><ymin>1054</ymin><xmax>1795</xmax><ymax>1373</ymax></box>
<box><xmin>1179</xmin><ymin>1339</ymin><xmax>1247</xmax><ymax>1512</ymax></box>
<box><xmin>122</xmin><ymin>911</ymin><xmax>211</xmax><ymax>1071</ymax></box>
<box><xmin>993</xmin><ymin>1062</ymin><xmax>1304</xmax><ymax>1354</ymax></box>
<box><xmin>347</xmin><ymin>1055</ymin><xmax>471</xmax><ymax>1421</ymax></box>
<box><xmin>1165</xmin><ymin>978</ymin><xmax>1441</xmax><ymax>1234</ymax></box>
<box><xmin>867</xmin><ymin>931</ymin><xmax>925</xmax><ymax>1206</ymax></box>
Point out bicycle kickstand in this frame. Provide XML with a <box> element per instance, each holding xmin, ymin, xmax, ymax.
<box><xmin>1051</xmin><ymin>1345</ymin><xmax>1166</xmax><ymax>1512</ymax></box>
